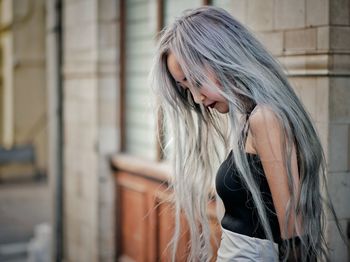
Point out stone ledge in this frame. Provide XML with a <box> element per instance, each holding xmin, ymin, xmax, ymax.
<box><xmin>63</xmin><ymin>62</ymin><xmax>117</xmax><ymax>78</ymax></box>
<box><xmin>110</xmin><ymin>153</ymin><xmax>171</xmax><ymax>183</ymax></box>
<box><xmin>278</xmin><ymin>53</ymin><xmax>350</xmax><ymax>76</ymax></box>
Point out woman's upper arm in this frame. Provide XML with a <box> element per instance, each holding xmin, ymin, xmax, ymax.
<box><xmin>248</xmin><ymin>106</ymin><xmax>301</xmax><ymax>239</ymax></box>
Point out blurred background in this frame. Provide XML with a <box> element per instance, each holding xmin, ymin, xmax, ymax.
<box><xmin>0</xmin><ymin>0</ymin><xmax>349</xmax><ymax>261</ymax></box>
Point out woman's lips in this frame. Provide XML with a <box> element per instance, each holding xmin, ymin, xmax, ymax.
<box><xmin>209</xmin><ymin>102</ymin><xmax>217</xmax><ymax>108</ymax></box>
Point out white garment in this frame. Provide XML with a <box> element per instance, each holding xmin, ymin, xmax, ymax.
<box><xmin>216</xmin><ymin>226</ymin><xmax>279</xmax><ymax>262</ymax></box>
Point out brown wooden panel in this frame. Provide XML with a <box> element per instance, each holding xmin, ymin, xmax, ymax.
<box><xmin>155</xmin><ymin>194</ymin><xmax>190</xmax><ymax>261</ymax></box>
<box><xmin>115</xmin><ymin>170</ymin><xmax>222</xmax><ymax>261</ymax></box>
<box><xmin>117</xmin><ymin>171</ymin><xmax>168</xmax><ymax>261</ymax></box>
<box><xmin>119</xmin><ymin>182</ymin><xmax>148</xmax><ymax>261</ymax></box>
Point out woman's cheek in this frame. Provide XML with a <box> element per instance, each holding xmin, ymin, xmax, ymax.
<box><xmin>201</xmin><ymin>88</ymin><xmax>221</xmax><ymax>100</ymax></box>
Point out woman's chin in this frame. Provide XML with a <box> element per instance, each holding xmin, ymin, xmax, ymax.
<box><xmin>214</xmin><ymin>102</ymin><xmax>229</xmax><ymax>114</ymax></box>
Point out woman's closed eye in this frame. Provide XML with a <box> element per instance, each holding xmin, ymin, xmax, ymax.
<box><xmin>187</xmin><ymin>79</ymin><xmax>201</xmax><ymax>88</ymax></box>
<box><xmin>176</xmin><ymin>77</ymin><xmax>201</xmax><ymax>89</ymax></box>
<box><xmin>175</xmin><ymin>82</ymin><xmax>189</xmax><ymax>99</ymax></box>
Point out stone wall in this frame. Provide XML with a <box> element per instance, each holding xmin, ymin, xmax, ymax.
<box><xmin>0</xmin><ymin>0</ymin><xmax>47</xmax><ymax>175</ymax></box>
<box><xmin>62</xmin><ymin>0</ymin><xmax>118</xmax><ymax>261</ymax></box>
<box><xmin>60</xmin><ymin>0</ymin><xmax>349</xmax><ymax>261</ymax></box>
<box><xmin>225</xmin><ymin>0</ymin><xmax>350</xmax><ymax>259</ymax></box>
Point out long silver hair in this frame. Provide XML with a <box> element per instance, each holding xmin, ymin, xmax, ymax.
<box><xmin>149</xmin><ymin>5</ymin><xmax>344</xmax><ymax>262</ymax></box>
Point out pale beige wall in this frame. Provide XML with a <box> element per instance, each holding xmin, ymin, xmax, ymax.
<box><xmin>0</xmin><ymin>0</ymin><xmax>14</xmax><ymax>148</ymax></box>
<box><xmin>12</xmin><ymin>0</ymin><xmax>47</xmax><ymax>170</ymax></box>
<box><xmin>124</xmin><ymin>0</ymin><xmax>158</xmax><ymax>159</ymax></box>
<box><xmin>0</xmin><ymin>0</ymin><xmax>47</xmax><ymax>174</ymax></box>
<box><xmin>62</xmin><ymin>0</ymin><xmax>118</xmax><ymax>261</ymax></box>
<box><xmin>61</xmin><ymin>0</ymin><xmax>349</xmax><ymax>261</ymax></box>
<box><xmin>63</xmin><ymin>0</ymin><xmax>99</xmax><ymax>259</ymax></box>
<box><xmin>0</xmin><ymin>44</ymin><xmax>3</xmax><ymax>141</ymax></box>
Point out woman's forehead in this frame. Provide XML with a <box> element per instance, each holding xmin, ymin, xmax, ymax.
<box><xmin>167</xmin><ymin>52</ymin><xmax>186</xmax><ymax>83</ymax></box>
<box><xmin>166</xmin><ymin>51</ymin><xmax>216</xmax><ymax>84</ymax></box>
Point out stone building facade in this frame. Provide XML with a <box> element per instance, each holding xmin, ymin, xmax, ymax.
<box><xmin>60</xmin><ymin>0</ymin><xmax>119</xmax><ymax>261</ymax></box>
<box><xmin>1</xmin><ymin>0</ymin><xmax>349</xmax><ymax>261</ymax></box>
<box><xmin>61</xmin><ymin>0</ymin><xmax>350</xmax><ymax>261</ymax></box>
<box><xmin>0</xmin><ymin>0</ymin><xmax>47</xmax><ymax>177</ymax></box>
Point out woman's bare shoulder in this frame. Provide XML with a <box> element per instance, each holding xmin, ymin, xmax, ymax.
<box><xmin>249</xmin><ymin>104</ymin><xmax>280</xmax><ymax>130</ymax></box>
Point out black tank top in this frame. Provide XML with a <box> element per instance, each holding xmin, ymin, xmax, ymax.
<box><xmin>215</xmin><ymin>113</ymin><xmax>282</xmax><ymax>244</ymax></box>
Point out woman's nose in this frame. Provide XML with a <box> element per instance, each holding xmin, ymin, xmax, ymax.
<box><xmin>193</xmin><ymin>94</ymin><xmax>206</xmax><ymax>104</ymax></box>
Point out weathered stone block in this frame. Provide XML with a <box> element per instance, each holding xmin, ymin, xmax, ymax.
<box><xmin>329</xmin><ymin>124</ymin><xmax>349</xmax><ymax>172</ymax></box>
<box><xmin>63</xmin><ymin>60</ymin><xmax>97</xmax><ymax>76</ymax></box>
<box><xmin>330</xmin><ymin>77</ymin><xmax>350</xmax><ymax>123</ymax></box>
<box><xmin>212</xmin><ymin>0</ymin><xmax>247</xmax><ymax>24</ymax></box>
<box><xmin>306</xmin><ymin>0</ymin><xmax>329</xmax><ymax>26</ymax></box>
<box><xmin>76</xmin><ymin>78</ymin><xmax>97</xmax><ymax>103</ymax></box>
<box><xmin>274</xmin><ymin>0</ymin><xmax>305</xmax><ymax>30</ymax></box>
<box><xmin>247</xmin><ymin>0</ymin><xmax>274</xmax><ymax>31</ymax></box>
<box><xmin>255</xmin><ymin>31</ymin><xmax>284</xmax><ymax>56</ymax></box>
<box><xmin>327</xmin><ymin>172</ymin><xmax>350</xmax><ymax>219</ymax></box>
<box><xmin>99</xmin><ymin>77</ymin><xmax>118</xmax><ymax>101</ymax></box>
<box><xmin>98</xmin><ymin>126</ymin><xmax>118</xmax><ymax>153</ymax></box>
<box><xmin>330</xmin><ymin>0</ymin><xmax>350</xmax><ymax>25</ymax></box>
<box><xmin>98</xmin><ymin>103</ymin><xmax>116</xmax><ymax>127</ymax></box>
<box><xmin>315</xmin><ymin>77</ymin><xmax>329</xmax><ymax>123</ymax></box>
<box><xmin>284</xmin><ymin>28</ymin><xmax>317</xmax><ymax>53</ymax></box>
<box><xmin>326</xmin><ymin>219</ymin><xmax>349</xmax><ymax>261</ymax></box>
<box><xmin>330</xmin><ymin>26</ymin><xmax>350</xmax><ymax>51</ymax></box>
<box><xmin>1</xmin><ymin>0</ymin><xmax>13</xmax><ymax>24</ymax></box>
<box><xmin>317</xmin><ymin>26</ymin><xmax>329</xmax><ymax>51</ymax></box>
<box><xmin>64</xmin><ymin>24</ymin><xmax>97</xmax><ymax>52</ymax></box>
<box><xmin>330</xmin><ymin>54</ymin><xmax>350</xmax><ymax>75</ymax></box>
<box><xmin>289</xmin><ymin>77</ymin><xmax>317</xmax><ymax>121</ymax></box>
<box><xmin>64</xmin><ymin>0</ymin><xmax>97</xmax><ymax>27</ymax></box>
<box><xmin>315</xmin><ymin>122</ymin><xmax>329</xmax><ymax>160</ymax></box>
<box><xmin>78</xmin><ymin>223</ymin><xmax>97</xmax><ymax>262</ymax></box>
<box><xmin>98</xmin><ymin>23</ymin><xmax>117</xmax><ymax>48</ymax></box>
<box><xmin>64</xmin><ymin>230</ymin><xmax>79</xmax><ymax>262</ymax></box>
<box><xmin>98</xmin><ymin>0</ymin><xmax>118</xmax><ymax>22</ymax></box>
<box><xmin>279</xmin><ymin>54</ymin><xmax>329</xmax><ymax>76</ymax></box>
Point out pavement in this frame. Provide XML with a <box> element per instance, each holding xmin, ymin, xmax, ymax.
<box><xmin>0</xmin><ymin>180</ymin><xmax>51</xmax><ymax>261</ymax></box>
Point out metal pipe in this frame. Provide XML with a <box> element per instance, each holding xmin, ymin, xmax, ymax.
<box><xmin>47</xmin><ymin>0</ymin><xmax>64</xmax><ymax>260</ymax></box>
<box><xmin>55</xmin><ymin>0</ymin><xmax>63</xmax><ymax>260</ymax></box>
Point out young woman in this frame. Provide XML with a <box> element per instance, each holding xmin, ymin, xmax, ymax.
<box><xmin>150</xmin><ymin>6</ymin><xmax>344</xmax><ymax>262</ymax></box>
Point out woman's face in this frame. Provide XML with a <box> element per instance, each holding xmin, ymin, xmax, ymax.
<box><xmin>166</xmin><ymin>52</ymin><xmax>229</xmax><ymax>114</ymax></box>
